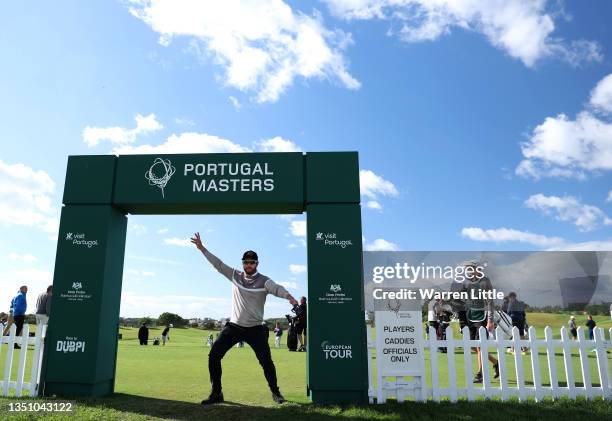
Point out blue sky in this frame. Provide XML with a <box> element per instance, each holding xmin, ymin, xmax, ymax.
<box><xmin>1</xmin><ymin>0</ymin><xmax>611</xmax><ymax>318</ymax></box>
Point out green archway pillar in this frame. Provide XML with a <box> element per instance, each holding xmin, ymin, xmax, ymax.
<box><xmin>41</xmin><ymin>156</ymin><xmax>128</xmax><ymax>396</ymax></box>
<box><xmin>42</xmin><ymin>204</ymin><xmax>127</xmax><ymax>396</ymax></box>
<box><xmin>305</xmin><ymin>153</ymin><xmax>368</xmax><ymax>404</ymax></box>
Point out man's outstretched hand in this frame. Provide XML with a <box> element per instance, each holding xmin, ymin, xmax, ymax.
<box><xmin>190</xmin><ymin>232</ymin><xmax>205</xmax><ymax>251</ymax></box>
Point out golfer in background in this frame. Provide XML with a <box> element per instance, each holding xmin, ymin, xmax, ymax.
<box><xmin>191</xmin><ymin>232</ymin><xmax>297</xmax><ymax>405</ymax></box>
<box><xmin>161</xmin><ymin>324</ymin><xmax>172</xmax><ymax>345</ymax></box>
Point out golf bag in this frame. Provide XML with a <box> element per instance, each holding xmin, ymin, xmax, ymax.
<box><xmin>493</xmin><ymin>310</ymin><xmax>513</xmax><ymax>339</ymax></box>
<box><xmin>285</xmin><ymin>313</ymin><xmax>298</xmax><ymax>351</ymax></box>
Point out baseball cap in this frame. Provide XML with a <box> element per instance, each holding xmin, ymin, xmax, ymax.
<box><xmin>242</xmin><ymin>250</ymin><xmax>258</xmax><ymax>261</ymax></box>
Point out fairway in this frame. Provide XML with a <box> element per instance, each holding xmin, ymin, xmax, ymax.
<box><xmin>114</xmin><ymin>326</ymin><xmax>309</xmax><ymax>405</ymax></box>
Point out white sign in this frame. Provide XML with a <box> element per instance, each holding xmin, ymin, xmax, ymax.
<box><xmin>375</xmin><ymin>310</ymin><xmax>424</xmax><ymax>376</ymax></box>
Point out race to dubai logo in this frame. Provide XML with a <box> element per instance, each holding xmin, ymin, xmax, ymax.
<box><xmin>145</xmin><ymin>158</ymin><xmax>175</xmax><ymax>199</ymax></box>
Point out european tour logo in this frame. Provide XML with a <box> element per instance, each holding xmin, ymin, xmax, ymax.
<box><xmin>321</xmin><ymin>341</ymin><xmax>353</xmax><ymax>360</ymax></box>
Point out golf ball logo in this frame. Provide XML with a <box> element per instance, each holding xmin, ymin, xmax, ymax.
<box><xmin>145</xmin><ymin>158</ymin><xmax>175</xmax><ymax>199</ymax></box>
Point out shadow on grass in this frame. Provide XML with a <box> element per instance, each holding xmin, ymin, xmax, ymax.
<box><xmin>61</xmin><ymin>393</ymin><xmax>612</xmax><ymax>421</ymax></box>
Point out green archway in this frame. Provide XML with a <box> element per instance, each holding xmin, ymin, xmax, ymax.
<box><xmin>41</xmin><ymin>152</ymin><xmax>367</xmax><ymax>404</ymax></box>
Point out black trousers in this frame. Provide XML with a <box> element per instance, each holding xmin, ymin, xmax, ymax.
<box><xmin>209</xmin><ymin>323</ymin><xmax>279</xmax><ymax>394</ymax></box>
<box><xmin>14</xmin><ymin>315</ymin><xmax>25</xmax><ymax>336</ymax></box>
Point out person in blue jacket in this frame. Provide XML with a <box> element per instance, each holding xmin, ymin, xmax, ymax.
<box><xmin>4</xmin><ymin>286</ymin><xmax>28</xmax><ymax>348</ymax></box>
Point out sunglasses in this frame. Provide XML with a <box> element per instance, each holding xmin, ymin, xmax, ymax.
<box><xmin>242</xmin><ymin>260</ymin><xmax>258</xmax><ymax>265</ymax></box>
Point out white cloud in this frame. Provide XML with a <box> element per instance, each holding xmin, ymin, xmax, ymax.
<box><xmin>0</xmin><ymin>160</ymin><xmax>58</xmax><ymax>235</ymax></box>
<box><xmin>113</xmin><ymin>132</ymin><xmax>250</xmax><ymax>155</ymax></box>
<box><xmin>278</xmin><ymin>281</ymin><xmax>299</xmax><ymax>290</ymax></box>
<box><xmin>359</xmin><ymin>169</ymin><xmax>398</xmax><ymax>210</ymax></box>
<box><xmin>323</xmin><ymin>0</ymin><xmax>601</xmax><ymax>67</ymax></box>
<box><xmin>163</xmin><ymin>237</ymin><xmax>192</xmax><ymax>247</ymax></box>
<box><xmin>289</xmin><ymin>264</ymin><xmax>307</xmax><ymax>275</ymax></box>
<box><xmin>256</xmin><ymin>136</ymin><xmax>302</xmax><ymax>152</ymax></box>
<box><xmin>525</xmin><ymin>194</ymin><xmax>612</xmax><ymax>232</ymax></box>
<box><xmin>126</xmin><ymin>269</ymin><xmax>156</xmax><ymax>278</ymax></box>
<box><xmin>287</xmin><ymin>239</ymin><xmax>306</xmax><ymax>248</ymax></box>
<box><xmin>174</xmin><ymin>117</ymin><xmax>195</xmax><ymax>126</ymax></box>
<box><xmin>461</xmin><ymin>227</ymin><xmax>565</xmax><ymax>248</ymax></box>
<box><xmin>590</xmin><ymin>73</ymin><xmax>612</xmax><ymax>114</ymax></box>
<box><xmin>229</xmin><ymin>96</ymin><xmax>242</xmax><ymax>109</ymax></box>
<box><xmin>127</xmin><ymin>0</ymin><xmax>360</xmax><ymax>103</ymax></box>
<box><xmin>83</xmin><ymin>113</ymin><xmax>163</xmax><ymax>147</ymax></box>
<box><xmin>516</xmin><ymin>112</ymin><xmax>612</xmax><ymax>179</ymax></box>
<box><xmin>289</xmin><ymin>220</ymin><xmax>306</xmax><ymax>237</ymax></box>
<box><xmin>129</xmin><ymin>223</ymin><xmax>148</xmax><ymax>235</ymax></box>
<box><xmin>157</xmin><ymin>228</ymin><xmax>169</xmax><ymax>234</ymax></box>
<box><xmin>517</xmin><ymin>74</ymin><xmax>612</xmax><ymax>179</ymax></box>
<box><xmin>364</xmin><ymin>238</ymin><xmax>399</xmax><ymax>251</ymax></box>
<box><xmin>8</xmin><ymin>253</ymin><xmax>38</xmax><ymax>263</ymax></box>
<box><xmin>366</xmin><ymin>200</ymin><xmax>382</xmax><ymax>210</ymax></box>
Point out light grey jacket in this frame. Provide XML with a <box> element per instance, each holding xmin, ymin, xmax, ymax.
<box><xmin>202</xmin><ymin>248</ymin><xmax>290</xmax><ymax>327</ymax></box>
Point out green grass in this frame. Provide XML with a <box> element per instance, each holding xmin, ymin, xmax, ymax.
<box><xmin>0</xmin><ymin>314</ymin><xmax>611</xmax><ymax>420</ymax></box>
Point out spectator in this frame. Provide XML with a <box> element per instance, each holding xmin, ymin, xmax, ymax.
<box><xmin>4</xmin><ymin>286</ymin><xmax>27</xmax><ymax>349</ymax></box>
<box><xmin>586</xmin><ymin>315</ymin><xmax>596</xmax><ymax>340</ymax></box>
<box><xmin>207</xmin><ymin>333</ymin><xmax>214</xmax><ymax>347</ymax></box>
<box><xmin>295</xmin><ymin>297</ymin><xmax>307</xmax><ymax>352</ymax></box>
<box><xmin>274</xmin><ymin>322</ymin><xmax>283</xmax><ymax>348</ymax></box>
<box><xmin>427</xmin><ymin>298</ymin><xmax>441</xmax><ymax>339</ymax></box>
<box><xmin>162</xmin><ymin>324</ymin><xmax>172</xmax><ymax>346</ymax></box>
<box><xmin>35</xmin><ymin>285</ymin><xmax>52</xmax><ymax>327</ymax></box>
<box><xmin>138</xmin><ymin>323</ymin><xmax>149</xmax><ymax>345</ymax></box>
<box><xmin>507</xmin><ymin>292</ymin><xmax>527</xmax><ymax>353</ymax></box>
<box><xmin>568</xmin><ymin>316</ymin><xmax>578</xmax><ymax>340</ymax></box>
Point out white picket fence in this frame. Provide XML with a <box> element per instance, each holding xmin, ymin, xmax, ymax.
<box><xmin>367</xmin><ymin>324</ymin><xmax>612</xmax><ymax>403</ymax></box>
<box><xmin>0</xmin><ymin>323</ymin><xmax>47</xmax><ymax>397</ymax></box>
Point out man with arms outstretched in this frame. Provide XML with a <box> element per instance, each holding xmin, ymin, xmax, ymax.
<box><xmin>191</xmin><ymin>232</ymin><xmax>297</xmax><ymax>405</ymax></box>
